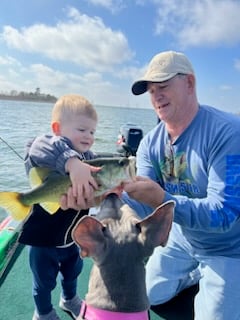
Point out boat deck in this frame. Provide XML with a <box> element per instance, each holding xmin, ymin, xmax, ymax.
<box><xmin>0</xmin><ymin>245</ymin><xmax>197</xmax><ymax>319</ymax></box>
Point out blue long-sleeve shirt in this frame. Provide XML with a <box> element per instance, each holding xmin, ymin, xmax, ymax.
<box><xmin>123</xmin><ymin>105</ymin><xmax>240</xmax><ymax>257</ymax></box>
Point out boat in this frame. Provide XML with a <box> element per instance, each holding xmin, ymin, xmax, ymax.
<box><xmin>0</xmin><ymin>216</ymin><xmax>24</xmax><ymax>286</ymax></box>
<box><xmin>0</xmin><ymin>216</ymin><xmax>197</xmax><ymax>319</ymax></box>
<box><xmin>0</xmin><ymin>124</ymin><xmax>197</xmax><ymax>319</ymax></box>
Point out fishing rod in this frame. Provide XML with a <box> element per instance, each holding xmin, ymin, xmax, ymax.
<box><xmin>0</xmin><ymin>136</ymin><xmax>24</xmax><ymax>161</ymax></box>
<box><xmin>0</xmin><ymin>136</ymin><xmax>25</xmax><ymax>286</ymax></box>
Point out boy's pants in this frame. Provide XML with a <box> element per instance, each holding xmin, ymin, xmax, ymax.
<box><xmin>29</xmin><ymin>244</ymin><xmax>83</xmax><ymax>315</ymax></box>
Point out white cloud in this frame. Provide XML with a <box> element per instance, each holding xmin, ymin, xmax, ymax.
<box><xmin>0</xmin><ymin>57</ymin><xmax>125</xmax><ymax>105</ymax></box>
<box><xmin>85</xmin><ymin>0</ymin><xmax>125</xmax><ymax>13</ymax></box>
<box><xmin>1</xmin><ymin>7</ymin><xmax>133</xmax><ymax>72</ymax></box>
<box><xmin>29</xmin><ymin>64</ymin><xmax>70</xmax><ymax>88</ymax></box>
<box><xmin>117</xmin><ymin>64</ymin><xmax>147</xmax><ymax>82</ymax></box>
<box><xmin>0</xmin><ymin>55</ymin><xmax>20</xmax><ymax>66</ymax></box>
<box><xmin>0</xmin><ymin>76</ymin><xmax>18</xmax><ymax>93</ymax></box>
<box><xmin>153</xmin><ymin>0</ymin><xmax>240</xmax><ymax>47</ymax></box>
<box><xmin>0</xmin><ymin>48</ymin><xmax>128</xmax><ymax>105</ymax></box>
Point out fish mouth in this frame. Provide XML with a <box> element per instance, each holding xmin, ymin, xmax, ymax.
<box><xmin>103</xmin><ymin>192</ymin><xmax>119</xmax><ymax>201</ymax></box>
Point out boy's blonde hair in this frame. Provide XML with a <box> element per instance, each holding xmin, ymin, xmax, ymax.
<box><xmin>52</xmin><ymin>94</ymin><xmax>98</xmax><ymax>123</ymax></box>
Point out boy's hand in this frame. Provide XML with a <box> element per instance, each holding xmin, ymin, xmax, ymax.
<box><xmin>65</xmin><ymin>157</ymin><xmax>100</xmax><ymax>204</ymax></box>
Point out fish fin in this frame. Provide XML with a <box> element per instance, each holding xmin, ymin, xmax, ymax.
<box><xmin>29</xmin><ymin>167</ymin><xmax>52</xmax><ymax>188</ymax></box>
<box><xmin>40</xmin><ymin>202</ymin><xmax>60</xmax><ymax>214</ymax></box>
<box><xmin>0</xmin><ymin>192</ymin><xmax>31</xmax><ymax>221</ymax></box>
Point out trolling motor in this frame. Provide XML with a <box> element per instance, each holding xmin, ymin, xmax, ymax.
<box><xmin>94</xmin><ymin>123</ymin><xmax>143</xmax><ymax>159</ymax></box>
<box><xmin>116</xmin><ymin>123</ymin><xmax>143</xmax><ymax>157</ymax></box>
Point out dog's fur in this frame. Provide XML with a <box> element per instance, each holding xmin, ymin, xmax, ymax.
<box><xmin>72</xmin><ymin>194</ymin><xmax>174</xmax><ymax>319</ymax></box>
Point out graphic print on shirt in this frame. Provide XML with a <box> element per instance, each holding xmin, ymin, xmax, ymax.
<box><xmin>159</xmin><ymin>143</ymin><xmax>199</xmax><ymax>196</ymax></box>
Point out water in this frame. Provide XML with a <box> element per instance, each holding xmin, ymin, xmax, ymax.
<box><xmin>0</xmin><ymin>99</ymin><xmax>156</xmax><ymax>220</ymax></box>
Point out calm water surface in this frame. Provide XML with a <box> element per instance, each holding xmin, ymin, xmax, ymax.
<box><xmin>0</xmin><ymin>100</ymin><xmax>156</xmax><ymax>220</ymax></box>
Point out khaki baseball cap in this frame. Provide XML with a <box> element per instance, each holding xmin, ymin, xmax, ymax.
<box><xmin>131</xmin><ymin>51</ymin><xmax>195</xmax><ymax>95</ymax></box>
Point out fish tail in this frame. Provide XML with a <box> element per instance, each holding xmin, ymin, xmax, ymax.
<box><xmin>0</xmin><ymin>192</ymin><xmax>31</xmax><ymax>221</ymax></box>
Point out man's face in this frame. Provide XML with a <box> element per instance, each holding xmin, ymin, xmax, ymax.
<box><xmin>147</xmin><ymin>74</ymin><xmax>194</xmax><ymax>123</ymax></box>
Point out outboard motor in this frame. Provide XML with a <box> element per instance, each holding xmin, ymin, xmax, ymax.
<box><xmin>116</xmin><ymin>123</ymin><xmax>143</xmax><ymax>157</ymax></box>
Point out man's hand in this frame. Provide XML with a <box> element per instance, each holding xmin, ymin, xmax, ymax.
<box><xmin>123</xmin><ymin>176</ymin><xmax>165</xmax><ymax>208</ymax></box>
<box><xmin>60</xmin><ymin>183</ymin><xmax>125</xmax><ymax>210</ymax></box>
<box><xmin>60</xmin><ymin>186</ymin><xmax>96</xmax><ymax>211</ymax></box>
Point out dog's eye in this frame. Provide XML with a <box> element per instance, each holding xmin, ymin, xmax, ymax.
<box><xmin>102</xmin><ymin>226</ymin><xmax>106</xmax><ymax>233</ymax></box>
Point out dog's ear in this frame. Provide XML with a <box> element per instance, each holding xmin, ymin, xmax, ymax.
<box><xmin>136</xmin><ymin>200</ymin><xmax>175</xmax><ymax>248</ymax></box>
<box><xmin>71</xmin><ymin>216</ymin><xmax>106</xmax><ymax>258</ymax></box>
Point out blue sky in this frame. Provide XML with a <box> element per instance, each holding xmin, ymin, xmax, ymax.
<box><xmin>0</xmin><ymin>0</ymin><xmax>240</xmax><ymax>113</ymax></box>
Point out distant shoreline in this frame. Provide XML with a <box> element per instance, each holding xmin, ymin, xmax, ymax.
<box><xmin>0</xmin><ymin>95</ymin><xmax>57</xmax><ymax>103</ymax></box>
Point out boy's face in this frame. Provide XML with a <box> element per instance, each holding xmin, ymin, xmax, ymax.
<box><xmin>57</xmin><ymin>114</ymin><xmax>97</xmax><ymax>153</ymax></box>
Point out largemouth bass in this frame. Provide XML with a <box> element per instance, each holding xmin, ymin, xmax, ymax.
<box><xmin>0</xmin><ymin>157</ymin><xmax>136</xmax><ymax>221</ymax></box>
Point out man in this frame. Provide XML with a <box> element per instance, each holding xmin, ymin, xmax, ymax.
<box><xmin>122</xmin><ymin>51</ymin><xmax>240</xmax><ymax>320</ymax></box>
